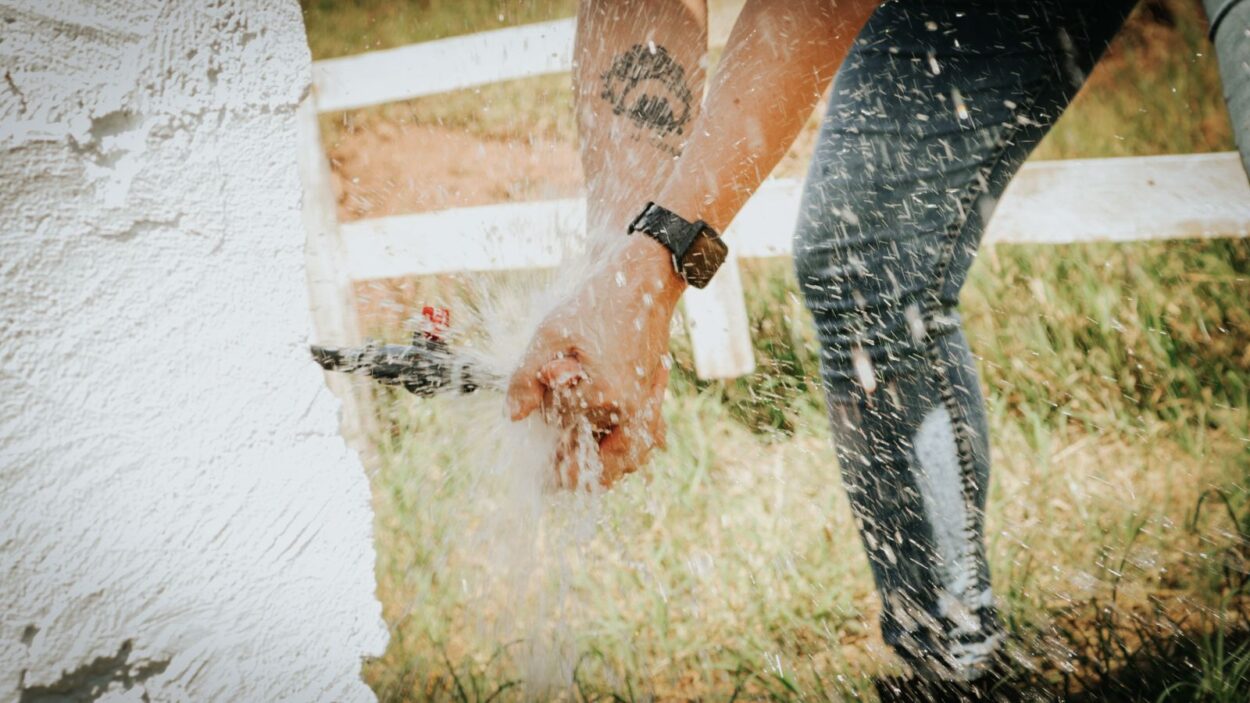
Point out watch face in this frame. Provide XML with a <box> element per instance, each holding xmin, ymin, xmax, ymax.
<box><xmin>680</xmin><ymin>229</ymin><xmax>729</xmax><ymax>288</ymax></box>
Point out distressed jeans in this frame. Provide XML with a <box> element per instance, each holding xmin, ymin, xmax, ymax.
<box><xmin>793</xmin><ymin>0</ymin><xmax>1138</xmax><ymax>681</ymax></box>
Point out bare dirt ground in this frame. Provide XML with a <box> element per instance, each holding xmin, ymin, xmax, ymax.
<box><xmin>327</xmin><ymin>123</ymin><xmax>585</xmax><ymax>222</ymax></box>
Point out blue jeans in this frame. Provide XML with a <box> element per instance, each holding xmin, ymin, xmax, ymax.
<box><xmin>793</xmin><ymin>0</ymin><xmax>1137</xmax><ymax>681</ymax></box>
<box><xmin>1207</xmin><ymin>0</ymin><xmax>1250</xmax><ymax>177</ymax></box>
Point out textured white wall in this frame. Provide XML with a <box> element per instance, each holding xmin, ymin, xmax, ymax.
<box><xmin>0</xmin><ymin>1</ymin><xmax>387</xmax><ymax>700</ymax></box>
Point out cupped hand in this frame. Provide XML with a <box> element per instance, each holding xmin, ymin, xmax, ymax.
<box><xmin>506</xmin><ymin>237</ymin><xmax>686</xmax><ymax>489</ymax></box>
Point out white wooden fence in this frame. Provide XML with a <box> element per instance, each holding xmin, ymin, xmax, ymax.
<box><xmin>301</xmin><ymin>19</ymin><xmax>1250</xmax><ymax>383</ymax></box>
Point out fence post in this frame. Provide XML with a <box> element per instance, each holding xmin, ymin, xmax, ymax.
<box><xmin>297</xmin><ymin>97</ymin><xmax>378</xmax><ymax>459</ymax></box>
<box><xmin>682</xmin><ymin>252</ymin><xmax>756</xmax><ymax>379</ymax></box>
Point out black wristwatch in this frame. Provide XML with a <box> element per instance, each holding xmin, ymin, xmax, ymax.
<box><xmin>627</xmin><ymin>202</ymin><xmax>728</xmax><ymax>289</ymax></box>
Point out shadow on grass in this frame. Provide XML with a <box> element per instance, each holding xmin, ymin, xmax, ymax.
<box><xmin>1017</xmin><ymin>603</ymin><xmax>1250</xmax><ymax>702</ymax></box>
<box><xmin>368</xmin><ymin>600</ymin><xmax>1250</xmax><ymax>702</ymax></box>
<box><xmin>1013</xmin><ymin>489</ymin><xmax>1250</xmax><ymax>703</ymax></box>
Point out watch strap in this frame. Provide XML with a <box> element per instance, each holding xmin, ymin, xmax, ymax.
<box><xmin>627</xmin><ymin>202</ymin><xmax>727</xmax><ymax>289</ymax></box>
<box><xmin>628</xmin><ymin>202</ymin><xmax>701</xmax><ymax>258</ymax></box>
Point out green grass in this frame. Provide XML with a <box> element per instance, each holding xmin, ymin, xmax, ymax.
<box><xmin>302</xmin><ymin>0</ymin><xmax>1250</xmax><ymax>699</ymax></box>
<box><xmin>301</xmin><ymin>0</ymin><xmax>576</xmax><ymax>59</ymax></box>
<box><xmin>1032</xmin><ymin>0</ymin><xmax>1232</xmax><ymax>160</ymax></box>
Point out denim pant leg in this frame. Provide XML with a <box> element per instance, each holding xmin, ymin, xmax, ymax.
<box><xmin>793</xmin><ymin>0</ymin><xmax>1136</xmax><ymax>681</ymax></box>
<box><xmin>1205</xmin><ymin>0</ymin><xmax>1250</xmax><ymax>177</ymax></box>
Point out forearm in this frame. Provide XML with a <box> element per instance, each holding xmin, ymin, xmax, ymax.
<box><xmin>655</xmin><ymin>0</ymin><xmax>878</xmax><ymax>233</ymax></box>
<box><xmin>575</xmin><ymin>0</ymin><xmax>709</xmax><ymax>243</ymax></box>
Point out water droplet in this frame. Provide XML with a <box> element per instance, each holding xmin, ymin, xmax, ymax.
<box><xmin>905</xmin><ymin>304</ymin><xmax>927</xmax><ymax>343</ymax></box>
<box><xmin>952</xmin><ymin>88</ymin><xmax>969</xmax><ymax>121</ymax></box>
<box><xmin>834</xmin><ymin>206</ymin><xmax>859</xmax><ymax>226</ymax></box>
<box><xmin>852</xmin><ymin>346</ymin><xmax>877</xmax><ymax>394</ymax></box>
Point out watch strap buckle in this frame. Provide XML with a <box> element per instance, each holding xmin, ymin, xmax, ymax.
<box><xmin>627</xmin><ymin>201</ymin><xmax>657</xmax><ymax>237</ymax></box>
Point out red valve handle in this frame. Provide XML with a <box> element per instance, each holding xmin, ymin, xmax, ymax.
<box><xmin>419</xmin><ymin>306</ymin><xmax>451</xmax><ymax>340</ymax></box>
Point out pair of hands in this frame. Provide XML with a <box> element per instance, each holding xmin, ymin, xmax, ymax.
<box><xmin>505</xmin><ymin>237</ymin><xmax>686</xmax><ymax>490</ymax></box>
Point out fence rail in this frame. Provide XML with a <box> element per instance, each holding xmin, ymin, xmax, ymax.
<box><xmin>302</xmin><ymin>19</ymin><xmax>1250</xmax><ymax>382</ymax></box>
<box><xmin>338</xmin><ymin>152</ymin><xmax>1250</xmax><ymax>280</ymax></box>
<box><xmin>311</xmin><ymin>19</ymin><xmax>576</xmax><ymax>112</ymax></box>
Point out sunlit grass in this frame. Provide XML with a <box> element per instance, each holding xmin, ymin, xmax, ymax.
<box><xmin>361</xmin><ymin>364</ymin><xmax>1250</xmax><ymax>699</ymax></box>
<box><xmin>1033</xmin><ymin>0</ymin><xmax>1232</xmax><ymax>160</ymax></box>
<box><xmin>356</xmin><ymin>237</ymin><xmax>1250</xmax><ymax>700</ymax></box>
<box><xmin>301</xmin><ymin>0</ymin><xmax>576</xmax><ymax>59</ymax></box>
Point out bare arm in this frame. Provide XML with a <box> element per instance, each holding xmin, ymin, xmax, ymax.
<box><xmin>662</xmin><ymin>0</ymin><xmax>877</xmax><ymax>233</ymax></box>
<box><xmin>574</xmin><ymin>0</ymin><xmax>709</xmax><ymax>245</ymax></box>
<box><xmin>641</xmin><ymin>0</ymin><xmax>880</xmax><ymax>309</ymax></box>
<box><xmin>508</xmin><ymin>0</ymin><xmax>880</xmax><ymax>489</ymax></box>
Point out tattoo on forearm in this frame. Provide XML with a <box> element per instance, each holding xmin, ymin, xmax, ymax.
<box><xmin>600</xmin><ymin>44</ymin><xmax>694</xmax><ymax>142</ymax></box>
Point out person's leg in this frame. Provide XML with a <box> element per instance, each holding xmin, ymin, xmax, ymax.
<box><xmin>1204</xmin><ymin>0</ymin><xmax>1250</xmax><ymax>178</ymax></box>
<box><xmin>793</xmin><ymin>0</ymin><xmax>1137</xmax><ymax>684</ymax></box>
<box><xmin>574</xmin><ymin>0</ymin><xmax>708</xmax><ymax>247</ymax></box>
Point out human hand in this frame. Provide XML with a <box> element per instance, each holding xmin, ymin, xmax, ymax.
<box><xmin>506</xmin><ymin>236</ymin><xmax>686</xmax><ymax>489</ymax></box>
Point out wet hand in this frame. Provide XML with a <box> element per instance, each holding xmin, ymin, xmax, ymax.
<box><xmin>506</xmin><ymin>236</ymin><xmax>686</xmax><ymax>489</ymax></box>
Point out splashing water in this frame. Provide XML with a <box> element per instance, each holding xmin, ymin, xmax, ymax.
<box><xmin>380</xmin><ymin>240</ymin><xmax>623</xmax><ymax>698</ymax></box>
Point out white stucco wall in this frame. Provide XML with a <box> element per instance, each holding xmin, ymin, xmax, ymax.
<box><xmin>0</xmin><ymin>1</ymin><xmax>387</xmax><ymax>700</ymax></box>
